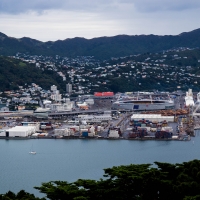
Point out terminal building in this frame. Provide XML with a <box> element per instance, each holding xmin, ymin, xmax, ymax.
<box><xmin>76</xmin><ymin>114</ymin><xmax>112</xmax><ymax>123</ymax></box>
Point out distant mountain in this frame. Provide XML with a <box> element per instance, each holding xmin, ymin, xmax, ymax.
<box><xmin>1</xmin><ymin>29</ymin><xmax>200</xmax><ymax>59</ymax></box>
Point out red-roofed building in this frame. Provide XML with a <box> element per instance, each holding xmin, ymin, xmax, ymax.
<box><xmin>94</xmin><ymin>92</ymin><xmax>114</xmax><ymax>97</ymax></box>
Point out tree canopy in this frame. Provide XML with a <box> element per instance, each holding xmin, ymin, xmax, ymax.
<box><xmin>1</xmin><ymin>160</ymin><xmax>200</xmax><ymax>199</ymax></box>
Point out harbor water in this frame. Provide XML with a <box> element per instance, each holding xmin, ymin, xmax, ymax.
<box><xmin>0</xmin><ymin>131</ymin><xmax>200</xmax><ymax>197</ymax></box>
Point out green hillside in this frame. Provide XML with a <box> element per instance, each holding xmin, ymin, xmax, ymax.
<box><xmin>0</xmin><ymin>56</ymin><xmax>66</xmax><ymax>91</ymax></box>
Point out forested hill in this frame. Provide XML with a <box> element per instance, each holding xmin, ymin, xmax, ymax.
<box><xmin>0</xmin><ymin>56</ymin><xmax>66</xmax><ymax>91</ymax></box>
<box><xmin>1</xmin><ymin>28</ymin><xmax>200</xmax><ymax>59</ymax></box>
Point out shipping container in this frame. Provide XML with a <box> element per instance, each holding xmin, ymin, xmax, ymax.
<box><xmin>82</xmin><ymin>132</ymin><xmax>88</xmax><ymax>137</ymax></box>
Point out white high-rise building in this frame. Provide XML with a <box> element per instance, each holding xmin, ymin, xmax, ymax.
<box><xmin>66</xmin><ymin>83</ymin><xmax>72</xmax><ymax>93</ymax></box>
<box><xmin>51</xmin><ymin>85</ymin><xmax>57</xmax><ymax>92</ymax></box>
<box><xmin>50</xmin><ymin>93</ymin><xmax>62</xmax><ymax>102</ymax></box>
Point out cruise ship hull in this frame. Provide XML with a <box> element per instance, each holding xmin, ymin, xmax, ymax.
<box><xmin>112</xmin><ymin>101</ymin><xmax>174</xmax><ymax>111</ymax></box>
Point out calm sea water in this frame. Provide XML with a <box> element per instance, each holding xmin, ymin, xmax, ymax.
<box><xmin>0</xmin><ymin>132</ymin><xmax>200</xmax><ymax>197</ymax></box>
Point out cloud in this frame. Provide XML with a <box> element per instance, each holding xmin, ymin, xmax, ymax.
<box><xmin>1</xmin><ymin>0</ymin><xmax>199</xmax><ymax>15</ymax></box>
<box><xmin>133</xmin><ymin>0</ymin><xmax>200</xmax><ymax>12</ymax></box>
<box><xmin>0</xmin><ymin>0</ymin><xmax>65</xmax><ymax>14</ymax></box>
<box><xmin>0</xmin><ymin>0</ymin><xmax>200</xmax><ymax>41</ymax></box>
<box><xmin>0</xmin><ymin>10</ymin><xmax>124</xmax><ymax>41</ymax></box>
<box><xmin>0</xmin><ymin>0</ymin><xmax>119</xmax><ymax>14</ymax></box>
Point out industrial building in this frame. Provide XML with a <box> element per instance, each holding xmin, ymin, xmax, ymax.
<box><xmin>43</xmin><ymin>98</ymin><xmax>74</xmax><ymax>112</ymax></box>
<box><xmin>76</xmin><ymin>114</ymin><xmax>112</xmax><ymax>123</ymax></box>
<box><xmin>0</xmin><ymin>126</ymin><xmax>36</xmax><ymax>137</ymax></box>
<box><xmin>49</xmin><ymin>102</ymin><xmax>74</xmax><ymax>112</ymax></box>
<box><xmin>94</xmin><ymin>92</ymin><xmax>114</xmax><ymax>97</ymax></box>
<box><xmin>130</xmin><ymin>114</ymin><xmax>174</xmax><ymax>122</ymax></box>
<box><xmin>0</xmin><ymin>121</ymin><xmax>40</xmax><ymax>138</ymax></box>
<box><xmin>85</xmin><ymin>98</ymin><xmax>94</xmax><ymax>105</ymax></box>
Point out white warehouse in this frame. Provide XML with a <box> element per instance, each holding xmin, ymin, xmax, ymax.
<box><xmin>4</xmin><ymin>126</ymin><xmax>36</xmax><ymax>137</ymax></box>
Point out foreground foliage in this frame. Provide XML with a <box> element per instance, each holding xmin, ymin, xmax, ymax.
<box><xmin>1</xmin><ymin>160</ymin><xmax>200</xmax><ymax>199</ymax></box>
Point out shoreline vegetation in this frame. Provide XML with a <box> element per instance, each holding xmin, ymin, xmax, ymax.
<box><xmin>1</xmin><ymin>159</ymin><xmax>200</xmax><ymax>200</ymax></box>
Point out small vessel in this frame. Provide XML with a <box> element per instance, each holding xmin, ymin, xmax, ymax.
<box><xmin>29</xmin><ymin>144</ymin><xmax>36</xmax><ymax>154</ymax></box>
<box><xmin>29</xmin><ymin>151</ymin><xmax>36</xmax><ymax>155</ymax></box>
<box><xmin>185</xmin><ymin>89</ymin><xmax>194</xmax><ymax>107</ymax></box>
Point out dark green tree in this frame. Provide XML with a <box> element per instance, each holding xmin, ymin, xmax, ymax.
<box><xmin>2</xmin><ymin>160</ymin><xmax>200</xmax><ymax>199</ymax></box>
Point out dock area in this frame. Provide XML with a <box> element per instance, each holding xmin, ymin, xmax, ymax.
<box><xmin>0</xmin><ymin>90</ymin><xmax>198</xmax><ymax>141</ymax></box>
<box><xmin>0</xmin><ymin>110</ymin><xmax>192</xmax><ymax>141</ymax></box>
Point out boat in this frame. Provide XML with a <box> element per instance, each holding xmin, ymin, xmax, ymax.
<box><xmin>185</xmin><ymin>89</ymin><xmax>194</xmax><ymax>107</ymax></box>
<box><xmin>29</xmin><ymin>144</ymin><xmax>36</xmax><ymax>154</ymax></box>
<box><xmin>29</xmin><ymin>151</ymin><xmax>36</xmax><ymax>155</ymax></box>
<box><xmin>112</xmin><ymin>96</ymin><xmax>174</xmax><ymax>111</ymax></box>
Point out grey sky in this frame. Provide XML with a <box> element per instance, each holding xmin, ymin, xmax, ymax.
<box><xmin>0</xmin><ymin>0</ymin><xmax>200</xmax><ymax>41</ymax></box>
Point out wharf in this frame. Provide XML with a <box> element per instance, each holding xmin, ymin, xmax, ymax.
<box><xmin>0</xmin><ymin>132</ymin><xmax>191</xmax><ymax>141</ymax></box>
<box><xmin>0</xmin><ymin>136</ymin><xmax>29</xmax><ymax>140</ymax></box>
<box><xmin>34</xmin><ymin>136</ymin><xmax>190</xmax><ymax>141</ymax></box>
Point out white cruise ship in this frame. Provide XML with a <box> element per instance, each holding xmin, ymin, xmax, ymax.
<box><xmin>185</xmin><ymin>89</ymin><xmax>194</xmax><ymax>107</ymax></box>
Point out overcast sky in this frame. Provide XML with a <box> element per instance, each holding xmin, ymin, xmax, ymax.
<box><xmin>0</xmin><ymin>0</ymin><xmax>200</xmax><ymax>41</ymax></box>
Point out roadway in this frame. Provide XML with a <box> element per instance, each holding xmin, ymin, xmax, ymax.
<box><xmin>0</xmin><ymin>111</ymin><xmax>34</xmax><ymax>117</ymax></box>
<box><xmin>49</xmin><ymin>109</ymin><xmax>110</xmax><ymax>117</ymax></box>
